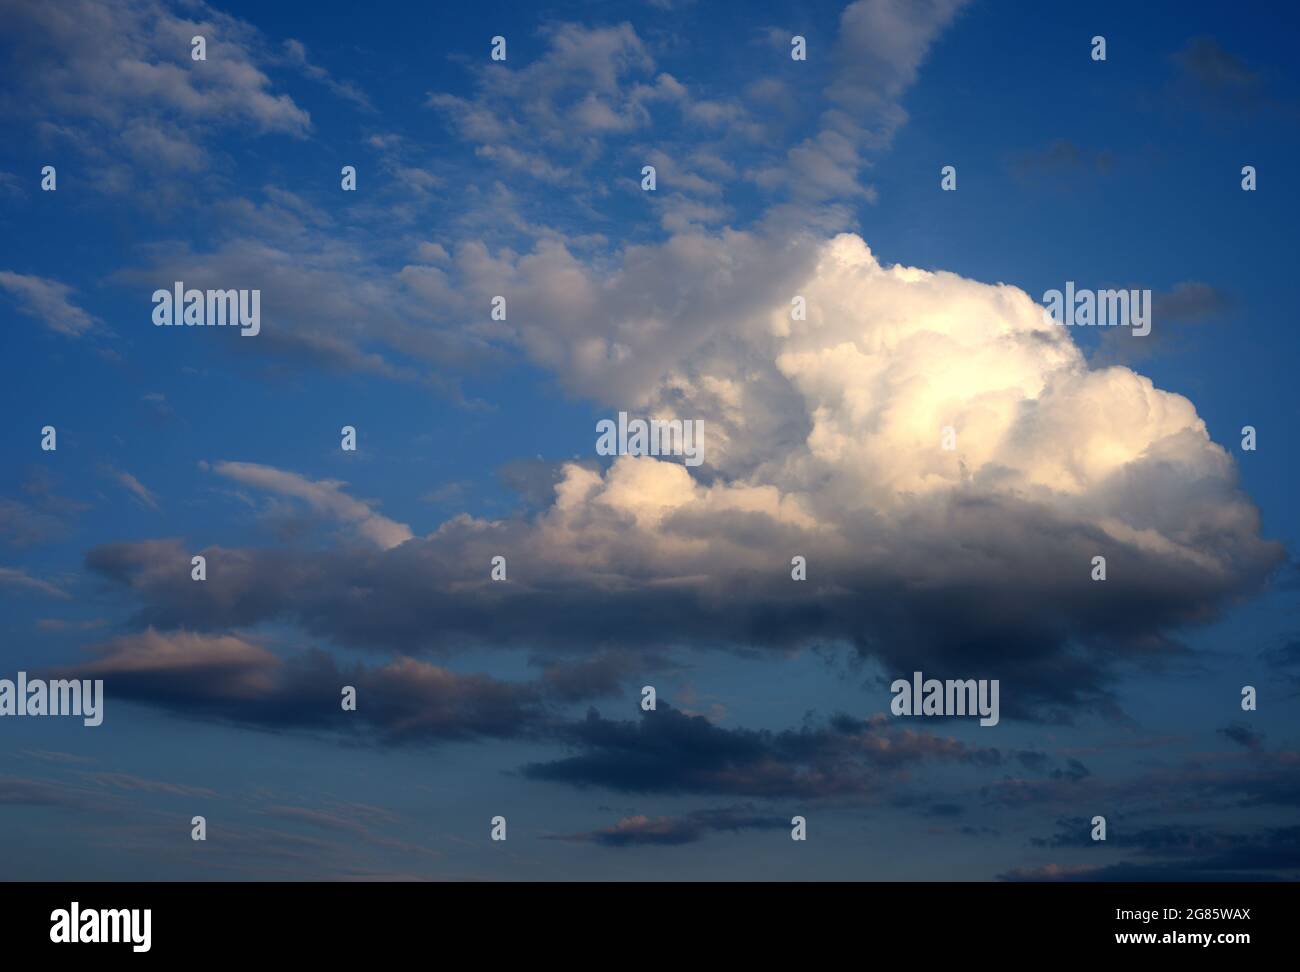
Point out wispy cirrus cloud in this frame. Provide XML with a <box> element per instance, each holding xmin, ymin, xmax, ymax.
<box><xmin>206</xmin><ymin>460</ymin><xmax>412</xmax><ymax>550</ymax></box>
<box><xmin>0</xmin><ymin>270</ymin><xmax>98</xmax><ymax>336</ymax></box>
<box><xmin>103</xmin><ymin>466</ymin><xmax>160</xmax><ymax>511</ymax></box>
<box><xmin>547</xmin><ymin>806</ymin><xmax>786</xmax><ymax>846</ymax></box>
<box><xmin>0</xmin><ymin>566</ymin><xmax>71</xmax><ymax>599</ymax></box>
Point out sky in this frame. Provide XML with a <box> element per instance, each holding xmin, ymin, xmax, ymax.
<box><xmin>1</xmin><ymin>0</ymin><xmax>1298</xmax><ymax>881</ymax></box>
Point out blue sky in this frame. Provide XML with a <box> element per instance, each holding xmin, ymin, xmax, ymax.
<box><xmin>1</xmin><ymin>0</ymin><xmax>1298</xmax><ymax>880</ymax></box>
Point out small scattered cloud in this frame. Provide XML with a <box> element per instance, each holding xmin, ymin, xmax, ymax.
<box><xmin>1091</xmin><ymin>280</ymin><xmax>1233</xmax><ymax>364</ymax></box>
<box><xmin>1170</xmin><ymin>37</ymin><xmax>1266</xmax><ymax>114</ymax></box>
<box><xmin>1009</xmin><ymin>138</ymin><xmax>1114</xmax><ymax>185</ymax></box>
<box><xmin>207</xmin><ymin>460</ymin><xmax>412</xmax><ymax>549</ymax></box>
<box><xmin>548</xmin><ymin>806</ymin><xmax>785</xmax><ymax>847</ymax></box>
<box><xmin>0</xmin><ymin>566</ymin><xmax>71</xmax><ymax>599</ymax></box>
<box><xmin>1217</xmin><ymin>723</ymin><xmax>1265</xmax><ymax>751</ymax></box>
<box><xmin>102</xmin><ymin>466</ymin><xmax>160</xmax><ymax>511</ymax></box>
<box><xmin>0</xmin><ymin>270</ymin><xmax>97</xmax><ymax>336</ymax></box>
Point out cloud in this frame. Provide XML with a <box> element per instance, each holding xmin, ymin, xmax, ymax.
<box><xmin>980</xmin><ymin>746</ymin><xmax>1300</xmax><ymax>819</ymax></box>
<box><xmin>0</xmin><ymin>566</ymin><xmax>71</xmax><ymax>599</ymax></box>
<box><xmin>1218</xmin><ymin>723</ymin><xmax>1265</xmax><ymax>751</ymax></box>
<box><xmin>1091</xmin><ymin>281</ymin><xmax>1233</xmax><ymax>364</ymax></box>
<box><xmin>91</xmin><ymin>5</ymin><xmax>972</xmax><ymax>385</ymax></box>
<box><xmin>257</xmin><ymin>803</ymin><xmax>439</xmax><ymax>863</ymax></box>
<box><xmin>0</xmin><ymin>775</ymin><xmax>102</xmax><ymax>810</ymax></box>
<box><xmin>533</xmin><ymin>649</ymin><xmax>651</xmax><ymax>702</ymax></box>
<box><xmin>0</xmin><ymin>270</ymin><xmax>97</xmax><ymax>336</ymax></box>
<box><xmin>0</xmin><ymin>0</ymin><xmax>311</xmax><ymax>191</ymax></box>
<box><xmin>104</xmin><ymin>466</ymin><xmax>160</xmax><ymax>511</ymax></box>
<box><xmin>427</xmin><ymin>22</ymin><xmax>657</xmax><ymax>147</ymax></box>
<box><xmin>0</xmin><ymin>470</ymin><xmax>89</xmax><ymax>548</ymax></box>
<box><xmin>522</xmin><ymin>705</ymin><xmax>1003</xmax><ymax>798</ymax></box>
<box><xmin>0</xmin><ymin>499</ymin><xmax>70</xmax><ymax>548</ymax></box>
<box><xmin>281</xmin><ymin>37</ymin><xmax>372</xmax><ymax>111</ymax></box>
<box><xmin>10</xmin><ymin>0</ymin><xmax>1274</xmax><ymax>745</ymax></box>
<box><xmin>1000</xmin><ymin>862</ymin><xmax>1272</xmax><ymax>882</ymax></box>
<box><xmin>82</xmin><ymin>772</ymin><xmax>217</xmax><ymax>798</ymax></box>
<box><xmin>828</xmin><ymin>0</ymin><xmax>968</xmax><ymax>111</ymax></box>
<box><xmin>1170</xmin><ymin>37</ymin><xmax>1266</xmax><ymax>114</ymax></box>
<box><xmin>82</xmin><ymin>230</ymin><xmax>1281</xmax><ymax>721</ymax></box>
<box><xmin>208</xmin><ymin>461</ymin><xmax>413</xmax><ymax>549</ymax></box>
<box><xmin>426</xmin><ymin>20</ymin><xmax>763</xmax><ymax>214</ymax></box>
<box><xmin>46</xmin><ymin>623</ymin><xmax>1079</xmax><ymax>812</ymax></box>
<box><xmin>758</xmin><ymin>0</ymin><xmax>969</xmax><ymax>201</ymax></box>
<box><xmin>1013</xmin><ymin>822</ymin><xmax>1300</xmax><ymax>881</ymax></box>
<box><xmin>548</xmin><ymin>806</ymin><xmax>786</xmax><ymax>846</ymax></box>
<box><xmin>1010</xmin><ymin>138</ymin><xmax>1114</xmax><ymax>184</ymax></box>
<box><xmin>1264</xmin><ymin>639</ymin><xmax>1300</xmax><ymax>670</ymax></box>
<box><xmin>1153</xmin><ymin>281</ymin><xmax>1234</xmax><ymax>324</ymax></box>
<box><xmin>36</xmin><ymin>618</ymin><xmax>107</xmax><ymax>631</ymax></box>
<box><xmin>109</xmin><ymin>189</ymin><xmax>500</xmax><ymax>388</ymax></box>
<box><xmin>18</xmin><ymin>749</ymin><xmax>94</xmax><ymax>766</ymax></box>
<box><xmin>51</xmin><ymin>628</ymin><xmax>547</xmax><ymax>745</ymax></box>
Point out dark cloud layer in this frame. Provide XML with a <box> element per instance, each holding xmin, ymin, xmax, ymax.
<box><xmin>48</xmin><ymin>633</ymin><xmax>1096</xmax><ymax>815</ymax></box>
<box><xmin>51</xmin><ymin>628</ymin><xmax>547</xmax><ymax>744</ymax></box>
<box><xmin>1218</xmin><ymin>723</ymin><xmax>1265</xmax><ymax>751</ymax></box>
<box><xmin>523</xmin><ymin>704</ymin><xmax>1026</xmax><ymax>798</ymax></box>
<box><xmin>1012</xmin><ymin>822</ymin><xmax>1300</xmax><ymax>882</ymax></box>
<box><xmin>548</xmin><ymin>805</ymin><xmax>787</xmax><ymax>847</ymax></box>
<box><xmin>82</xmin><ymin>474</ymin><xmax>1283</xmax><ymax>724</ymax></box>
